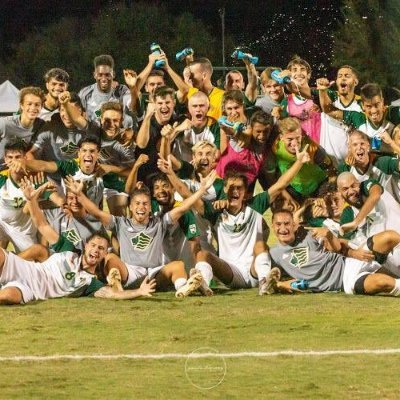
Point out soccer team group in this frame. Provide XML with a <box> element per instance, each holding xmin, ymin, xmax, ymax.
<box><xmin>1</xmin><ymin>45</ymin><xmax>400</xmax><ymax>305</ymax></box>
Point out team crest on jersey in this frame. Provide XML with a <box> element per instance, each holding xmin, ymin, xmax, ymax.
<box><xmin>189</xmin><ymin>224</ymin><xmax>197</xmax><ymax>234</ymax></box>
<box><xmin>60</xmin><ymin>141</ymin><xmax>79</xmax><ymax>156</ymax></box>
<box><xmin>131</xmin><ymin>232</ymin><xmax>153</xmax><ymax>250</ymax></box>
<box><xmin>289</xmin><ymin>247</ymin><xmax>309</xmax><ymax>269</ymax></box>
<box><xmin>63</xmin><ymin>229</ymin><xmax>81</xmax><ymax>246</ymax></box>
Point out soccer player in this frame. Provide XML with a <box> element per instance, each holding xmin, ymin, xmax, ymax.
<box><xmin>172</xmin><ymin>144</ymin><xmax>311</xmax><ymax>296</ymax></box>
<box><xmin>319</xmin><ymin>82</ymin><xmax>400</xmax><ymax>149</ymax></box>
<box><xmin>64</xmin><ymin>171</ymin><xmax>218</xmax><ymax>297</ymax></box>
<box><xmin>39</xmin><ymin>68</ymin><xmax>70</xmax><ymax>121</ymax></box>
<box><xmin>78</xmin><ymin>54</ymin><xmax>133</xmax><ymax>128</ymax></box>
<box><xmin>316</xmin><ymin>65</ymin><xmax>362</xmax><ymax>165</ymax></box>
<box><xmin>255</xmin><ymin>67</ymin><xmax>286</xmax><ymax>114</ymax></box>
<box><xmin>187</xmin><ymin>58</ymin><xmax>225</xmax><ymax>124</ymax></box>
<box><xmin>0</xmin><ymin>87</ymin><xmax>45</xmax><ymax>171</ymax></box>
<box><xmin>270</xmin><ymin>209</ymin><xmax>400</xmax><ymax>297</ymax></box>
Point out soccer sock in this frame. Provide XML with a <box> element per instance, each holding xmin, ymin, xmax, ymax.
<box><xmin>389</xmin><ymin>279</ymin><xmax>400</xmax><ymax>297</ymax></box>
<box><xmin>174</xmin><ymin>278</ymin><xmax>187</xmax><ymax>291</ymax></box>
<box><xmin>195</xmin><ymin>261</ymin><xmax>213</xmax><ymax>285</ymax></box>
<box><xmin>254</xmin><ymin>252</ymin><xmax>271</xmax><ymax>281</ymax></box>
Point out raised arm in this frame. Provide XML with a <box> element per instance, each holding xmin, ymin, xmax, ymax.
<box><xmin>136</xmin><ymin>102</ymin><xmax>156</xmax><ymax>149</ymax></box>
<box><xmin>124</xmin><ymin>154</ymin><xmax>149</xmax><ymax>195</ymax></box>
<box><xmin>168</xmin><ymin>169</ymin><xmax>217</xmax><ymax>224</ymax></box>
<box><xmin>9</xmin><ymin>158</ymin><xmax>58</xmax><ymax>174</ymax></box>
<box><xmin>162</xmin><ymin>53</ymin><xmax>190</xmax><ymax>102</ymax></box>
<box><xmin>20</xmin><ymin>179</ymin><xmax>59</xmax><ymax>245</ymax></box>
<box><xmin>267</xmin><ymin>144</ymin><xmax>310</xmax><ymax>202</ymax></box>
<box><xmin>59</xmin><ymin>91</ymin><xmax>88</xmax><ymax>130</ymax></box>
<box><xmin>340</xmin><ymin>184</ymin><xmax>383</xmax><ymax>234</ymax></box>
<box><xmin>316</xmin><ymin>78</ymin><xmax>344</xmax><ymax>120</ymax></box>
<box><xmin>244</xmin><ymin>58</ymin><xmax>258</xmax><ymax>103</ymax></box>
<box><xmin>64</xmin><ymin>176</ymin><xmax>113</xmax><ymax>226</ymax></box>
<box><xmin>123</xmin><ymin>69</ymin><xmax>140</xmax><ymax>115</ymax></box>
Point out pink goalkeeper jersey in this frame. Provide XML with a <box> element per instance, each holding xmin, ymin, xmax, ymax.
<box><xmin>287</xmin><ymin>94</ymin><xmax>321</xmax><ymax>143</ymax></box>
<box><xmin>216</xmin><ymin>139</ymin><xmax>265</xmax><ymax>185</ymax></box>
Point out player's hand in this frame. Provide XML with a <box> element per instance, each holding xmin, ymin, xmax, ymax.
<box><xmin>316</xmin><ymin>78</ymin><xmax>332</xmax><ymax>91</ymax></box>
<box><xmin>8</xmin><ymin>159</ymin><xmax>28</xmax><ymax>174</ymax></box>
<box><xmin>339</xmin><ymin>221</ymin><xmax>358</xmax><ymax>235</ymax></box>
<box><xmin>295</xmin><ymin>144</ymin><xmax>310</xmax><ymax>164</ymax></box>
<box><xmin>134</xmin><ymin>154</ymin><xmax>149</xmax><ymax>168</ymax></box>
<box><xmin>58</xmin><ymin>91</ymin><xmax>71</xmax><ymax>105</ymax></box>
<box><xmin>139</xmin><ymin>277</ymin><xmax>156</xmax><ymax>297</ymax></box>
<box><xmin>199</xmin><ymin>169</ymin><xmax>217</xmax><ymax>191</ymax></box>
<box><xmin>212</xmin><ymin>199</ymin><xmax>229</xmax><ymax>210</ymax></box>
<box><xmin>348</xmin><ymin>246</ymin><xmax>375</xmax><ymax>262</ymax></box>
<box><xmin>64</xmin><ymin>175</ymin><xmax>84</xmax><ymax>195</ymax></box>
<box><xmin>271</xmin><ymin>106</ymin><xmax>283</xmax><ymax>120</ymax></box>
<box><xmin>380</xmin><ymin>130</ymin><xmax>393</xmax><ymax>145</ymax></box>
<box><xmin>161</xmin><ymin>122</ymin><xmax>178</xmax><ymax>138</ymax></box>
<box><xmin>145</xmin><ymin>101</ymin><xmax>156</xmax><ymax>117</ymax></box>
<box><xmin>119</xmin><ymin>128</ymin><xmax>135</xmax><ymax>147</ymax></box>
<box><xmin>157</xmin><ymin>154</ymin><xmax>173</xmax><ymax>175</ymax></box>
<box><xmin>305</xmin><ymin>226</ymin><xmax>332</xmax><ymax>241</ymax></box>
<box><xmin>177</xmin><ymin>118</ymin><xmax>192</xmax><ymax>135</ymax></box>
<box><xmin>123</xmin><ymin>69</ymin><xmax>138</xmax><ymax>89</ymax></box>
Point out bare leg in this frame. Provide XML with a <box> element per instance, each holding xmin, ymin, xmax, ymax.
<box><xmin>363</xmin><ymin>273</ymin><xmax>396</xmax><ymax>295</ymax></box>
<box><xmin>370</xmin><ymin>230</ymin><xmax>400</xmax><ymax>254</ymax></box>
<box><xmin>104</xmin><ymin>253</ymin><xmax>129</xmax><ymax>284</ymax></box>
<box><xmin>156</xmin><ymin>261</ymin><xmax>187</xmax><ymax>291</ymax></box>
<box><xmin>18</xmin><ymin>244</ymin><xmax>49</xmax><ymax>262</ymax></box>
<box><xmin>0</xmin><ymin>287</ymin><xmax>22</xmax><ymax>305</ymax></box>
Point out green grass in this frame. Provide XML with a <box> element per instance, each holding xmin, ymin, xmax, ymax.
<box><xmin>2</xmin><ymin>291</ymin><xmax>400</xmax><ymax>399</ymax></box>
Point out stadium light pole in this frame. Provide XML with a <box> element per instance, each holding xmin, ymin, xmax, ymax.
<box><xmin>219</xmin><ymin>7</ymin><xmax>226</xmax><ymax>76</ymax></box>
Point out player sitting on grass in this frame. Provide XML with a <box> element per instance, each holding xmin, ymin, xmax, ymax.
<box><xmin>162</xmin><ymin>143</ymin><xmax>311</xmax><ymax>296</ymax></box>
<box><xmin>64</xmin><ymin>171</ymin><xmax>218</xmax><ymax>298</ymax></box>
<box><xmin>270</xmin><ymin>209</ymin><xmax>400</xmax><ymax>297</ymax></box>
<box><xmin>0</xmin><ymin>182</ymin><xmax>156</xmax><ymax>305</ymax></box>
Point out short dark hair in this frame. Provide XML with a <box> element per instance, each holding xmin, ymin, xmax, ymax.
<box><xmin>19</xmin><ymin>87</ymin><xmax>45</xmax><ymax>104</ymax></box>
<box><xmin>86</xmin><ymin>231</ymin><xmax>110</xmax><ymax>246</ymax></box>
<box><xmin>44</xmin><ymin>68</ymin><xmax>70</xmax><ymax>84</ymax></box>
<box><xmin>224</xmin><ymin>170</ymin><xmax>248</xmax><ymax>189</ymax></box>
<box><xmin>130</xmin><ymin>186</ymin><xmax>151</xmax><ymax>202</ymax></box>
<box><xmin>222</xmin><ymin>90</ymin><xmax>245</xmax><ymax>109</ymax></box>
<box><xmin>287</xmin><ymin>55</ymin><xmax>311</xmax><ymax>75</ymax></box>
<box><xmin>100</xmin><ymin>101</ymin><xmax>123</xmax><ymax>116</ymax></box>
<box><xmin>338</xmin><ymin>65</ymin><xmax>359</xmax><ymax>80</ymax></box>
<box><xmin>68</xmin><ymin>92</ymin><xmax>84</xmax><ymax>110</ymax></box>
<box><xmin>150</xmin><ymin>172</ymin><xmax>170</xmax><ymax>190</ymax></box>
<box><xmin>93</xmin><ymin>55</ymin><xmax>114</xmax><ymax>70</ymax></box>
<box><xmin>360</xmin><ymin>83</ymin><xmax>383</xmax><ymax>101</ymax></box>
<box><xmin>250</xmin><ymin>110</ymin><xmax>273</xmax><ymax>127</ymax></box>
<box><xmin>78</xmin><ymin>135</ymin><xmax>101</xmax><ymax>150</ymax></box>
<box><xmin>148</xmin><ymin>69</ymin><xmax>165</xmax><ymax>79</ymax></box>
<box><xmin>4</xmin><ymin>140</ymin><xmax>29</xmax><ymax>155</ymax></box>
<box><xmin>153</xmin><ymin>86</ymin><xmax>175</xmax><ymax>100</ymax></box>
<box><xmin>189</xmin><ymin>58</ymin><xmax>213</xmax><ymax>75</ymax></box>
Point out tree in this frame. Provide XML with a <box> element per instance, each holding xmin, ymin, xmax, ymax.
<box><xmin>4</xmin><ymin>2</ymin><xmax>226</xmax><ymax>90</ymax></box>
<box><xmin>333</xmin><ymin>0</ymin><xmax>400</xmax><ymax>88</ymax></box>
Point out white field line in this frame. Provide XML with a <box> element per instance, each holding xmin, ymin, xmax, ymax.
<box><xmin>2</xmin><ymin>349</ymin><xmax>400</xmax><ymax>362</ymax></box>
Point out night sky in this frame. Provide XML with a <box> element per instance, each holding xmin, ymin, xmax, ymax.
<box><xmin>0</xmin><ymin>0</ymin><xmax>342</xmax><ymax>74</ymax></box>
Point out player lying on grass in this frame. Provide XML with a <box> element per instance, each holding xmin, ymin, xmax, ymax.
<box><xmin>159</xmin><ymin>144</ymin><xmax>311</xmax><ymax>295</ymax></box>
<box><xmin>64</xmin><ymin>170</ymin><xmax>218</xmax><ymax>298</ymax></box>
<box><xmin>0</xmin><ymin>182</ymin><xmax>156</xmax><ymax>305</ymax></box>
<box><xmin>269</xmin><ymin>209</ymin><xmax>400</xmax><ymax>296</ymax></box>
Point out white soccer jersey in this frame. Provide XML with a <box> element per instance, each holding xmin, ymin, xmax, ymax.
<box><xmin>320</xmin><ymin>95</ymin><xmax>362</xmax><ymax>166</ymax></box>
<box><xmin>0</xmin><ymin>251</ymin><xmax>98</xmax><ymax>303</ymax></box>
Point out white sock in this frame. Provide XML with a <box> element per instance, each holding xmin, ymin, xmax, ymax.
<box><xmin>390</xmin><ymin>279</ymin><xmax>400</xmax><ymax>297</ymax></box>
<box><xmin>254</xmin><ymin>252</ymin><xmax>271</xmax><ymax>282</ymax></box>
<box><xmin>174</xmin><ymin>278</ymin><xmax>187</xmax><ymax>291</ymax></box>
<box><xmin>195</xmin><ymin>261</ymin><xmax>213</xmax><ymax>285</ymax></box>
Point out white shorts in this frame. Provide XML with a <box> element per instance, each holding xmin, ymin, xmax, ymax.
<box><xmin>124</xmin><ymin>263</ymin><xmax>164</xmax><ymax>288</ymax></box>
<box><xmin>0</xmin><ymin>221</ymin><xmax>37</xmax><ymax>253</ymax></box>
<box><xmin>342</xmin><ymin>258</ymin><xmax>381</xmax><ymax>294</ymax></box>
<box><xmin>103</xmin><ymin>188</ymin><xmax>129</xmax><ymax>201</ymax></box>
<box><xmin>0</xmin><ymin>250</ymin><xmax>36</xmax><ymax>304</ymax></box>
<box><xmin>227</xmin><ymin>262</ymin><xmax>258</xmax><ymax>289</ymax></box>
<box><xmin>382</xmin><ymin>244</ymin><xmax>400</xmax><ymax>277</ymax></box>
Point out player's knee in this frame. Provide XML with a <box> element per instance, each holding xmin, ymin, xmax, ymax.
<box><xmin>362</xmin><ymin>274</ymin><xmax>394</xmax><ymax>295</ymax></box>
<box><xmin>0</xmin><ymin>288</ymin><xmax>23</xmax><ymax>305</ymax></box>
<box><xmin>196</xmin><ymin>249</ymin><xmax>212</xmax><ymax>262</ymax></box>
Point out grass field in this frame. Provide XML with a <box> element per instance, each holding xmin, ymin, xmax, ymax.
<box><xmin>2</xmin><ymin>290</ymin><xmax>400</xmax><ymax>399</ymax></box>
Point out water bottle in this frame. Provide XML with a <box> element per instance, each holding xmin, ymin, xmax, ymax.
<box><xmin>290</xmin><ymin>279</ymin><xmax>309</xmax><ymax>291</ymax></box>
<box><xmin>150</xmin><ymin>43</ymin><xmax>166</xmax><ymax>68</ymax></box>
<box><xmin>271</xmin><ymin>69</ymin><xmax>291</xmax><ymax>84</ymax></box>
<box><xmin>218</xmin><ymin>116</ymin><xmax>245</xmax><ymax>135</ymax></box>
<box><xmin>371</xmin><ymin>134</ymin><xmax>382</xmax><ymax>151</ymax></box>
<box><xmin>231</xmin><ymin>50</ymin><xmax>259</xmax><ymax>65</ymax></box>
<box><xmin>176</xmin><ymin>47</ymin><xmax>194</xmax><ymax>62</ymax></box>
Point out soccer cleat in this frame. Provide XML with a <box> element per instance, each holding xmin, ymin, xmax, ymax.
<box><xmin>190</xmin><ymin>268</ymin><xmax>213</xmax><ymax>297</ymax></box>
<box><xmin>107</xmin><ymin>268</ymin><xmax>123</xmax><ymax>292</ymax></box>
<box><xmin>175</xmin><ymin>272</ymin><xmax>203</xmax><ymax>298</ymax></box>
<box><xmin>259</xmin><ymin>267</ymin><xmax>281</xmax><ymax>296</ymax></box>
